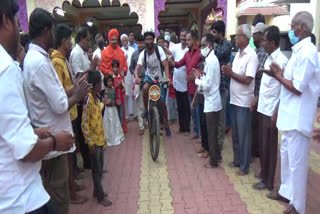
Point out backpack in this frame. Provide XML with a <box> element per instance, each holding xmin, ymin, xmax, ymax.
<box><xmin>144</xmin><ymin>44</ymin><xmax>164</xmax><ymax>76</ymax></box>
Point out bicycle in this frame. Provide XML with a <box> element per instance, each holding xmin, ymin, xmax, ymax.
<box><xmin>147</xmin><ymin>76</ymin><xmax>168</xmax><ymax>161</ymax></box>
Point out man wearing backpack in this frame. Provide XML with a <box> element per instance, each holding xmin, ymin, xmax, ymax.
<box><xmin>135</xmin><ymin>31</ymin><xmax>172</xmax><ymax>136</ymax></box>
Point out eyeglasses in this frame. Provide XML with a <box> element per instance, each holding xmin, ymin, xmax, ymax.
<box><xmin>235</xmin><ymin>34</ymin><xmax>246</xmax><ymax>39</ymax></box>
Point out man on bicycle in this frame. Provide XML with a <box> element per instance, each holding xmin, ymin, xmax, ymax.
<box><xmin>135</xmin><ymin>31</ymin><xmax>172</xmax><ymax>136</ymax></box>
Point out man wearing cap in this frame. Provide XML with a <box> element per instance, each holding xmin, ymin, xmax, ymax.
<box><xmin>250</xmin><ymin>22</ymin><xmax>269</xmax><ymax>161</ymax></box>
<box><xmin>100</xmin><ymin>29</ymin><xmax>128</xmax><ymax>132</ymax></box>
<box><xmin>100</xmin><ymin>29</ymin><xmax>127</xmax><ymax>77</ymax></box>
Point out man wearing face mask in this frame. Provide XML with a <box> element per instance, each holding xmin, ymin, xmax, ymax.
<box><xmin>164</xmin><ymin>29</ymin><xmax>175</xmax><ymax>49</ymax></box>
<box><xmin>194</xmin><ymin>33</ymin><xmax>221</xmax><ymax>168</ymax></box>
<box><xmin>191</xmin><ymin>36</ymin><xmax>210</xmax><ymax>158</ymax></box>
<box><xmin>266</xmin><ymin>11</ymin><xmax>319</xmax><ymax>214</ymax></box>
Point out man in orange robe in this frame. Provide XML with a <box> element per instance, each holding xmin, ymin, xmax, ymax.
<box><xmin>100</xmin><ymin>29</ymin><xmax>128</xmax><ymax>76</ymax></box>
<box><xmin>100</xmin><ymin>29</ymin><xmax>128</xmax><ymax>132</ymax></box>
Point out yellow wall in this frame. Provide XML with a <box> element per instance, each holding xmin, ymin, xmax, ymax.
<box><xmin>226</xmin><ymin>0</ymin><xmax>237</xmax><ymax>37</ymax></box>
<box><xmin>26</xmin><ymin>0</ymin><xmax>36</xmax><ymax>18</ymax></box>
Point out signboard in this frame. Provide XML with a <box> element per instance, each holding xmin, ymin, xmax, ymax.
<box><xmin>290</xmin><ymin>0</ymin><xmax>310</xmax><ymax>3</ymax></box>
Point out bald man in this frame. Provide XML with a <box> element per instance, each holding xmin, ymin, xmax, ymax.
<box><xmin>267</xmin><ymin>11</ymin><xmax>319</xmax><ymax>214</ymax></box>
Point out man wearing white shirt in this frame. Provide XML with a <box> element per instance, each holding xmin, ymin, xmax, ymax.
<box><xmin>23</xmin><ymin>8</ymin><xmax>89</xmax><ymax>214</ymax></box>
<box><xmin>0</xmin><ymin>2</ymin><xmax>73</xmax><ymax>214</ymax></box>
<box><xmin>129</xmin><ymin>31</ymin><xmax>138</xmax><ymax>51</ymax></box>
<box><xmin>70</xmin><ymin>27</ymin><xmax>93</xmax><ymax>170</ymax></box>
<box><xmin>252</xmin><ymin>26</ymin><xmax>288</xmax><ymax>192</ymax></box>
<box><xmin>93</xmin><ymin>33</ymin><xmax>105</xmax><ymax>63</ymax></box>
<box><xmin>194</xmin><ymin>33</ymin><xmax>222</xmax><ymax>168</ymax></box>
<box><xmin>267</xmin><ymin>12</ymin><xmax>319</xmax><ymax>214</ymax></box>
<box><xmin>222</xmin><ymin>24</ymin><xmax>258</xmax><ymax>176</ymax></box>
<box><xmin>170</xmin><ymin>28</ymin><xmax>190</xmax><ymax>133</ymax></box>
<box><xmin>93</xmin><ymin>33</ymin><xmax>106</xmax><ymax>91</ymax></box>
<box><xmin>70</xmin><ymin>27</ymin><xmax>91</xmax><ymax>76</ymax></box>
<box><xmin>121</xmin><ymin>34</ymin><xmax>136</xmax><ymax>117</ymax></box>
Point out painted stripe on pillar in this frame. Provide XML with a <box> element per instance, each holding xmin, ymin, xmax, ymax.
<box><xmin>145</xmin><ymin>0</ymin><xmax>155</xmax><ymax>32</ymax></box>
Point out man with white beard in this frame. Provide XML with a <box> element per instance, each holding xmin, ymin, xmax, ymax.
<box><xmin>121</xmin><ymin>34</ymin><xmax>136</xmax><ymax>119</ymax></box>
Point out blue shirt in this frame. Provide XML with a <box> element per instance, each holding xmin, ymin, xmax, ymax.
<box><xmin>129</xmin><ymin>42</ymin><xmax>138</xmax><ymax>51</ymax></box>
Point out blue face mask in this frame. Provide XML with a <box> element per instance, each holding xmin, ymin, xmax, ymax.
<box><xmin>164</xmin><ymin>35</ymin><xmax>170</xmax><ymax>42</ymax></box>
<box><xmin>288</xmin><ymin>30</ymin><xmax>299</xmax><ymax>45</ymax></box>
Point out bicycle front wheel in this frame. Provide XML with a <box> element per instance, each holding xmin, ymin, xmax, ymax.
<box><xmin>149</xmin><ymin>105</ymin><xmax>160</xmax><ymax>161</ymax></box>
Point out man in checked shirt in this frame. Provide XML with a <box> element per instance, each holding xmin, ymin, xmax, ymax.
<box><xmin>211</xmin><ymin>20</ymin><xmax>232</xmax><ymax>162</ymax></box>
<box><xmin>250</xmin><ymin>22</ymin><xmax>268</xmax><ymax>163</ymax></box>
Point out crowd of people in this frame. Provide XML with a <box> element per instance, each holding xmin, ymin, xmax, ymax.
<box><xmin>1</xmin><ymin>0</ymin><xmax>320</xmax><ymax>214</ymax></box>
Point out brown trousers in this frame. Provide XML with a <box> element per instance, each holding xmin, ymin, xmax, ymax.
<box><xmin>252</xmin><ymin>110</ymin><xmax>260</xmax><ymax>157</ymax></box>
<box><xmin>258</xmin><ymin>112</ymin><xmax>278</xmax><ymax>190</ymax></box>
<box><xmin>206</xmin><ymin>111</ymin><xmax>220</xmax><ymax>166</ymax></box>
<box><xmin>41</xmin><ymin>154</ymin><xmax>69</xmax><ymax>214</ymax></box>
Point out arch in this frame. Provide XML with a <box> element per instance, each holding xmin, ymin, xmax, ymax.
<box><xmin>35</xmin><ymin>0</ymin><xmax>148</xmax><ymax>30</ymax></box>
<box><xmin>154</xmin><ymin>0</ymin><xmax>166</xmax><ymax>36</ymax></box>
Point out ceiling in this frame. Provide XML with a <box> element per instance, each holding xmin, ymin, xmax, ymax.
<box><xmin>55</xmin><ymin>0</ymin><xmax>209</xmax><ymax>28</ymax></box>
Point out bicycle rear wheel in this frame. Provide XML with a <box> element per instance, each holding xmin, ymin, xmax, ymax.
<box><xmin>149</xmin><ymin>105</ymin><xmax>160</xmax><ymax>161</ymax></box>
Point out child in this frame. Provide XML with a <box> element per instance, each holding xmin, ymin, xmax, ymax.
<box><xmin>112</xmin><ymin>59</ymin><xmax>127</xmax><ymax>132</ymax></box>
<box><xmin>82</xmin><ymin>70</ymin><xmax>112</xmax><ymax>207</ymax></box>
<box><xmin>164</xmin><ymin>40</ymin><xmax>178</xmax><ymax>124</ymax></box>
<box><xmin>102</xmin><ymin>75</ymin><xmax>125</xmax><ymax>146</ymax></box>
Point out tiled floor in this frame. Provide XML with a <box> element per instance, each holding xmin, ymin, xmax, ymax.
<box><xmin>70</xmin><ymin>122</ymin><xmax>320</xmax><ymax>214</ymax></box>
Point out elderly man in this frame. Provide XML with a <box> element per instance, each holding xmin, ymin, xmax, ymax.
<box><xmin>23</xmin><ymin>8</ymin><xmax>90</xmax><ymax>214</ymax></box>
<box><xmin>222</xmin><ymin>24</ymin><xmax>258</xmax><ymax>176</ymax></box>
<box><xmin>100</xmin><ymin>29</ymin><xmax>128</xmax><ymax>132</ymax></box>
<box><xmin>251</xmin><ymin>22</ymin><xmax>269</xmax><ymax>159</ymax></box>
<box><xmin>121</xmin><ymin>34</ymin><xmax>136</xmax><ymax>118</ymax></box>
<box><xmin>194</xmin><ymin>33</ymin><xmax>222</xmax><ymax>168</ymax></box>
<box><xmin>0</xmin><ymin>2</ymin><xmax>74</xmax><ymax>213</ymax></box>
<box><xmin>267</xmin><ymin>12</ymin><xmax>319</xmax><ymax>214</ymax></box>
<box><xmin>252</xmin><ymin>26</ymin><xmax>288</xmax><ymax>191</ymax></box>
<box><xmin>100</xmin><ymin>29</ymin><xmax>127</xmax><ymax>76</ymax></box>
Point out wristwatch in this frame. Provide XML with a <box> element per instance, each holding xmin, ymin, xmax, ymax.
<box><xmin>49</xmin><ymin>134</ymin><xmax>57</xmax><ymax>151</ymax></box>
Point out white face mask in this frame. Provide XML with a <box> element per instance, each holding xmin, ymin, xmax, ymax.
<box><xmin>201</xmin><ymin>47</ymin><xmax>210</xmax><ymax>57</ymax></box>
<box><xmin>164</xmin><ymin>34</ymin><xmax>170</xmax><ymax>41</ymax></box>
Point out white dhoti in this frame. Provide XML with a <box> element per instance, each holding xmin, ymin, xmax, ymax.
<box><xmin>103</xmin><ymin>106</ymin><xmax>125</xmax><ymax>146</ymax></box>
<box><xmin>125</xmin><ymin>72</ymin><xmax>136</xmax><ymax>116</ymax></box>
<box><xmin>135</xmin><ymin>88</ymin><xmax>145</xmax><ymax>130</ymax></box>
<box><xmin>279</xmin><ymin>130</ymin><xmax>310</xmax><ymax>214</ymax></box>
